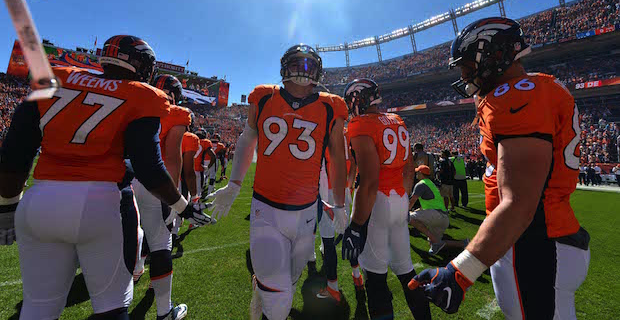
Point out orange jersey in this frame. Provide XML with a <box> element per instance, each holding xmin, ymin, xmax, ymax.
<box><xmin>34</xmin><ymin>67</ymin><xmax>170</xmax><ymax>182</ymax></box>
<box><xmin>159</xmin><ymin>105</ymin><xmax>191</xmax><ymax>160</ymax></box>
<box><xmin>194</xmin><ymin>139</ymin><xmax>213</xmax><ymax>171</ymax></box>
<box><xmin>182</xmin><ymin>132</ymin><xmax>200</xmax><ymax>154</ymax></box>
<box><xmin>249</xmin><ymin>84</ymin><xmax>348</xmax><ymax>208</ymax></box>
<box><xmin>214</xmin><ymin>142</ymin><xmax>226</xmax><ymax>155</ymax></box>
<box><xmin>348</xmin><ymin>113</ymin><xmax>410</xmax><ymax>196</ymax></box>
<box><xmin>478</xmin><ymin>73</ymin><xmax>581</xmax><ymax>238</ymax></box>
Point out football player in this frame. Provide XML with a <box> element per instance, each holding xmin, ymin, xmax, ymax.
<box><xmin>205</xmin><ymin>133</ymin><xmax>224</xmax><ymax>194</ymax></box>
<box><xmin>195</xmin><ymin>130</ymin><xmax>216</xmax><ymax>196</ymax></box>
<box><xmin>0</xmin><ymin>35</ymin><xmax>207</xmax><ymax>320</ymax></box>
<box><xmin>206</xmin><ymin>44</ymin><xmax>348</xmax><ymax>320</ymax></box>
<box><xmin>409</xmin><ymin>17</ymin><xmax>590</xmax><ymax>319</ymax></box>
<box><xmin>131</xmin><ymin>74</ymin><xmax>206</xmax><ymax>319</ymax></box>
<box><xmin>342</xmin><ymin>78</ymin><xmax>430</xmax><ymax>319</ymax></box>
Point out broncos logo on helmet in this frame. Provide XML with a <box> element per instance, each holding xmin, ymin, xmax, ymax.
<box><xmin>448</xmin><ymin>17</ymin><xmax>531</xmax><ymax>98</ymax></box>
<box><xmin>343</xmin><ymin>78</ymin><xmax>382</xmax><ymax>117</ymax></box>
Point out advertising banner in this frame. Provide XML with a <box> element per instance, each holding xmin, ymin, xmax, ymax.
<box><xmin>7</xmin><ymin>40</ymin><xmax>103</xmax><ymax>78</ymax></box>
<box><xmin>595</xmin><ymin>25</ymin><xmax>615</xmax><ymax>35</ymax></box>
<box><xmin>387</xmin><ymin>104</ymin><xmax>426</xmax><ymax>113</ymax></box>
<box><xmin>574</xmin><ymin>77</ymin><xmax>620</xmax><ymax>90</ymax></box>
<box><xmin>155</xmin><ymin>61</ymin><xmax>185</xmax><ymax>73</ymax></box>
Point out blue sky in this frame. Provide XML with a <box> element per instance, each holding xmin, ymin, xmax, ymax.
<box><xmin>1</xmin><ymin>0</ymin><xmax>562</xmax><ymax>104</ymax></box>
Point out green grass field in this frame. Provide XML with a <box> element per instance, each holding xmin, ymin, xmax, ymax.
<box><xmin>1</xmin><ymin>163</ymin><xmax>619</xmax><ymax>319</ymax></box>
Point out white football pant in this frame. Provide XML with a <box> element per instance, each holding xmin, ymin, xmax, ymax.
<box><xmin>132</xmin><ymin>179</ymin><xmax>172</xmax><ymax>252</ymax></box>
<box><xmin>250</xmin><ymin>197</ymin><xmax>316</xmax><ymax>320</ymax></box>
<box><xmin>358</xmin><ymin>190</ymin><xmax>414</xmax><ymax>275</ymax></box>
<box><xmin>15</xmin><ymin>181</ymin><xmax>136</xmax><ymax>319</ymax></box>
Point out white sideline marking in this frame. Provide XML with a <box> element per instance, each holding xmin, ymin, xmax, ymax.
<box><xmin>0</xmin><ymin>242</ymin><xmax>250</xmax><ymax>288</ymax></box>
<box><xmin>476</xmin><ymin>298</ymin><xmax>501</xmax><ymax>319</ymax></box>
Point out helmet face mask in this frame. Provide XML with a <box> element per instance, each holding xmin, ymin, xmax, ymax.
<box><xmin>280</xmin><ymin>44</ymin><xmax>323</xmax><ymax>86</ymax></box>
<box><xmin>448</xmin><ymin>17</ymin><xmax>530</xmax><ymax>98</ymax></box>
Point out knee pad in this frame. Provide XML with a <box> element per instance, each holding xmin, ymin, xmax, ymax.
<box><xmin>321</xmin><ymin>237</ymin><xmax>337</xmax><ymax>281</ymax></box>
<box><xmin>365</xmin><ymin>271</ymin><xmax>393</xmax><ymax>318</ymax></box>
<box><xmin>92</xmin><ymin>307</ymin><xmax>129</xmax><ymax>320</ymax></box>
<box><xmin>149</xmin><ymin>250</ymin><xmax>173</xmax><ymax>279</ymax></box>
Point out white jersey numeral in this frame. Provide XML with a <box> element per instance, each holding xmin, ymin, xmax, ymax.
<box><xmin>563</xmin><ymin>104</ymin><xmax>581</xmax><ymax>170</ymax></box>
<box><xmin>382</xmin><ymin>125</ymin><xmax>409</xmax><ymax>165</ymax></box>
<box><xmin>262</xmin><ymin>116</ymin><xmax>318</xmax><ymax>160</ymax></box>
<box><xmin>39</xmin><ymin>88</ymin><xmax>125</xmax><ymax>144</ymax></box>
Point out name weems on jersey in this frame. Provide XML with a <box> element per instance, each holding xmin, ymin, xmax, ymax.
<box><xmin>66</xmin><ymin>71</ymin><xmax>121</xmax><ymax>92</ymax></box>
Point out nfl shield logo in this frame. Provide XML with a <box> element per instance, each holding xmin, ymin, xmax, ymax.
<box><xmin>292</xmin><ymin>102</ymin><xmax>300</xmax><ymax>109</ymax></box>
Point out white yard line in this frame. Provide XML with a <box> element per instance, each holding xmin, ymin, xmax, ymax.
<box><xmin>0</xmin><ymin>279</ymin><xmax>22</xmax><ymax>287</ymax></box>
<box><xmin>476</xmin><ymin>298</ymin><xmax>501</xmax><ymax>319</ymax></box>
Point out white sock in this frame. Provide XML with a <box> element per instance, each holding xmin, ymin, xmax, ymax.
<box><xmin>152</xmin><ymin>273</ymin><xmax>173</xmax><ymax>316</ymax></box>
<box><xmin>352</xmin><ymin>266</ymin><xmax>361</xmax><ymax>279</ymax></box>
<box><xmin>327</xmin><ymin>279</ymin><xmax>338</xmax><ymax>292</ymax></box>
<box><xmin>135</xmin><ymin>255</ymin><xmax>146</xmax><ymax>274</ymax></box>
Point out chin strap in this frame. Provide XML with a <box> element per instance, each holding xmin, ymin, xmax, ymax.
<box><xmin>229</xmin><ymin>121</ymin><xmax>258</xmax><ymax>183</ymax></box>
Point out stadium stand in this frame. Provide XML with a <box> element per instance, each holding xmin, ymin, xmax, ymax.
<box><xmin>0</xmin><ymin>73</ymin><xmax>29</xmax><ymax>146</ymax></box>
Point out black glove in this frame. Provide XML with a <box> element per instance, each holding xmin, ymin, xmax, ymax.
<box><xmin>342</xmin><ymin>221</ymin><xmax>366</xmax><ymax>261</ymax></box>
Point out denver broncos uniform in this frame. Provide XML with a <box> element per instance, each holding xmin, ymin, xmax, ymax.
<box><xmin>11</xmin><ymin>66</ymin><xmax>170</xmax><ymax>317</ymax></box>
<box><xmin>478</xmin><ymin>73</ymin><xmax>590</xmax><ymax>319</ymax></box>
<box><xmin>348</xmin><ymin>112</ymin><xmax>414</xmax><ymax>276</ymax></box>
<box><xmin>201</xmin><ymin>139</ymin><xmax>214</xmax><ymax>188</ymax></box>
<box><xmin>132</xmin><ymin>105</ymin><xmax>190</xmax><ymax>261</ymax></box>
<box><xmin>195</xmin><ymin>139</ymin><xmax>212</xmax><ymax>192</ymax></box>
<box><xmin>247</xmin><ymin>84</ymin><xmax>347</xmax><ymax>320</ymax></box>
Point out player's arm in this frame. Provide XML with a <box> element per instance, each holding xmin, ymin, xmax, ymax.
<box><xmin>228</xmin><ymin>103</ymin><xmax>258</xmax><ymax>187</ymax></box>
<box><xmin>163</xmin><ymin>125</ymin><xmax>185</xmax><ymax>188</ymax></box>
<box><xmin>347</xmin><ymin>158</ymin><xmax>357</xmax><ymax>190</ymax></box>
<box><xmin>460</xmin><ymin>137</ymin><xmax>552</xmax><ymax>269</ymax></box>
<box><xmin>0</xmin><ymin>101</ymin><xmax>41</xmax><ymax>245</ymax></box>
<box><xmin>328</xmin><ymin>118</ymin><xmax>346</xmax><ymax>207</ymax></box>
<box><xmin>350</xmin><ymin>135</ymin><xmax>380</xmax><ymax>225</ymax></box>
<box><xmin>205</xmin><ymin>148</ymin><xmax>216</xmax><ymax>169</ymax></box>
<box><xmin>184</xmin><ymin>149</ymin><xmax>198</xmax><ymax>197</ymax></box>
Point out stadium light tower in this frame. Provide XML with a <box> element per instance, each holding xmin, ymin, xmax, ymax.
<box><xmin>345</xmin><ymin>42</ymin><xmax>350</xmax><ymax>67</ymax></box>
<box><xmin>408</xmin><ymin>25</ymin><xmax>417</xmax><ymax>53</ymax></box>
<box><xmin>498</xmin><ymin>0</ymin><xmax>506</xmax><ymax>17</ymax></box>
<box><xmin>375</xmin><ymin>36</ymin><xmax>382</xmax><ymax>62</ymax></box>
<box><xmin>450</xmin><ymin>9</ymin><xmax>459</xmax><ymax>35</ymax></box>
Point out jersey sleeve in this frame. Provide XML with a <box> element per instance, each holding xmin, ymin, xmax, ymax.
<box><xmin>201</xmin><ymin>139</ymin><xmax>213</xmax><ymax>149</ymax></box>
<box><xmin>130</xmin><ymin>82</ymin><xmax>171</xmax><ymax>120</ymax></box>
<box><xmin>182</xmin><ymin>133</ymin><xmax>200</xmax><ymax>153</ymax></box>
<box><xmin>167</xmin><ymin>106</ymin><xmax>192</xmax><ymax>127</ymax></box>
<box><xmin>248</xmin><ymin>84</ymin><xmax>277</xmax><ymax>106</ymax></box>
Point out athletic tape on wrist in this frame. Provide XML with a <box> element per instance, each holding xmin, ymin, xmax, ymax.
<box><xmin>171</xmin><ymin>196</ymin><xmax>188</xmax><ymax>213</ymax></box>
<box><xmin>451</xmin><ymin>249</ymin><xmax>487</xmax><ymax>283</ymax></box>
<box><xmin>0</xmin><ymin>192</ymin><xmax>23</xmax><ymax>205</ymax></box>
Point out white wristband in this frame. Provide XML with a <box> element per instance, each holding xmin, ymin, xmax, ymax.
<box><xmin>451</xmin><ymin>249</ymin><xmax>488</xmax><ymax>283</ymax></box>
<box><xmin>0</xmin><ymin>192</ymin><xmax>23</xmax><ymax>205</ymax></box>
<box><xmin>171</xmin><ymin>196</ymin><xmax>188</xmax><ymax>213</ymax></box>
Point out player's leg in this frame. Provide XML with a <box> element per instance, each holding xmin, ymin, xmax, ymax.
<box><xmin>76</xmin><ymin>183</ymin><xmax>135</xmax><ymax>316</ymax></box>
<box><xmin>194</xmin><ymin>171</ymin><xmax>202</xmax><ymax>199</ymax></box>
<box><xmin>207</xmin><ymin>161</ymin><xmax>217</xmax><ymax>194</ymax></box>
<box><xmin>349</xmin><ymin>191</ymin><xmax>364</xmax><ymax>291</ymax></box>
<box><xmin>359</xmin><ymin>192</ymin><xmax>392</xmax><ymax>318</ymax></box>
<box><xmin>317</xmin><ymin>189</ymin><xmax>339</xmax><ymax>301</ymax></box>
<box><xmin>388</xmin><ymin>193</ymin><xmax>431</xmax><ymax>320</ymax></box>
<box><xmin>132</xmin><ymin>180</ymin><xmax>180</xmax><ymax>318</ymax></box>
<box><xmin>249</xmin><ymin>198</ymin><xmax>295</xmax><ymax>320</ymax></box>
<box><xmin>15</xmin><ymin>183</ymin><xmax>79</xmax><ymax>319</ymax></box>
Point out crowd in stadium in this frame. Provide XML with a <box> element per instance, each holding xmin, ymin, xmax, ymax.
<box><xmin>184</xmin><ymin>103</ymin><xmax>248</xmax><ymax>145</ymax></box>
<box><xmin>322</xmin><ymin>0</ymin><xmax>620</xmax><ymax>87</ymax></box>
<box><xmin>580</xmin><ymin>107</ymin><xmax>620</xmax><ymax>164</ymax></box>
<box><xmin>0</xmin><ymin>73</ymin><xmax>28</xmax><ymax>145</ymax></box>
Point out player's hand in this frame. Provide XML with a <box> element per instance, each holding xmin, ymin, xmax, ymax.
<box><xmin>179</xmin><ymin>199</ymin><xmax>215</xmax><ymax>227</ymax></box>
<box><xmin>321</xmin><ymin>200</ymin><xmax>348</xmax><ymax>234</ymax></box>
<box><xmin>342</xmin><ymin>221</ymin><xmax>366</xmax><ymax>261</ymax></box>
<box><xmin>205</xmin><ymin>182</ymin><xmax>241</xmax><ymax>220</ymax></box>
<box><xmin>408</xmin><ymin>263</ymin><xmax>473</xmax><ymax>314</ymax></box>
<box><xmin>0</xmin><ymin>203</ymin><xmax>17</xmax><ymax>245</ymax></box>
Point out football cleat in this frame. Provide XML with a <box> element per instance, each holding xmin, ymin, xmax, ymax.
<box><xmin>352</xmin><ymin>273</ymin><xmax>364</xmax><ymax>290</ymax></box>
<box><xmin>316</xmin><ymin>286</ymin><xmax>341</xmax><ymax>303</ymax></box>
<box><xmin>156</xmin><ymin>304</ymin><xmax>188</xmax><ymax>320</ymax></box>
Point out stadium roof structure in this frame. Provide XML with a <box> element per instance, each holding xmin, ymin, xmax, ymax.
<box><xmin>316</xmin><ymin>0</ymin><xmax>558</xmax><ymax>66</ymax></box>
